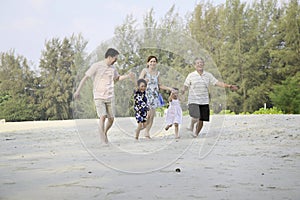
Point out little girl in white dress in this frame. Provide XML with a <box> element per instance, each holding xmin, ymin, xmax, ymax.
<box><xmin>165</xmin><ymin>88</ymin><xmax>182</xmax><ymax>139</ymax></box>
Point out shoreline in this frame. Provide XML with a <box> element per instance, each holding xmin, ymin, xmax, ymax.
<box><xmin>1</xmin><ymin>114</ymin><xmax>297</xmax><ymax>132</ymax></box>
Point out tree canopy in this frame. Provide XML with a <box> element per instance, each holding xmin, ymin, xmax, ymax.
<box><xmin>0</xmin><ymin>0</ymin><xmax>299</xmax><ymax>121</ymax></box>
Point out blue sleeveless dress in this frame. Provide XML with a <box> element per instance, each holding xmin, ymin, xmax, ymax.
<box><xmin>144</xmin><ymin>69</ymin><xmax>161</xmax><ymax>109</ymax></box>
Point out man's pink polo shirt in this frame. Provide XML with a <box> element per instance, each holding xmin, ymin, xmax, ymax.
<box><xmin>85</xmin><ymin>60</ymin><xmax>119</xmax><ymax>100</ymax></box>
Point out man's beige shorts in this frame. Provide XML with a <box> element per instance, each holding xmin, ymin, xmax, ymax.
<box><xmin>94</xmin><ymin>99</ymin><xmax>115</xmax><ymax>118</ymax></box>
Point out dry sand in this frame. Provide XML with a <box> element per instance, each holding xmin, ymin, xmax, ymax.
<box><xmin>0</xmin><ymin>115</ymin><xmax>299</xmax><ymax>200</ymax></box>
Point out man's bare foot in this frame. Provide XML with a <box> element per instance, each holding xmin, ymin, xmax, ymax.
<box><xmin>186</xmin><ymin>125</ymin><xmax>194</xmax><ymax>132</ymax></box>
<box><xmin>100</xmin><ymin>142</ymin><xmax>109</xmax><ymax>147</ymax></box>
<box><xmin>165</xmin><ymin>124</ymin><xmax>172</xmax><ymax>131</ymax></box>
<box><xmin>145</xmin><ymin>136</ymin><xmax>152</xmax><ymax>139</ymax></box>
<box><xmin>190</xmin><ymin>132</ymin><xmax>198</xmax><ymax>138</ymax></box>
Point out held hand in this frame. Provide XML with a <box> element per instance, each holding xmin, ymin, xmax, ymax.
<box><xmin>128</xmin><ymin>72</ymin><xmax>135</xmax><ymax>79</ymax></box>
<box><xmin>73</xmin><ymin>91</ymin><xmax>80</xmax><ymax>100</ymax></box>
<box><xmin>181</xmin><ymin>94</ymin><xmax>187</xmax><ymax>102</ymax></box>
<box><xmin>229</xmin><ymin>85</ymin><xmax>239</xmax><ymax>91</ymax></box>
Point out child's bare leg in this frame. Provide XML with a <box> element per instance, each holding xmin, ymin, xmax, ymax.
<box><xmin>135</xmin><ymin>123</ymin><xmax>143</xmax><ymax>140</ymax></box>
<box><xmin>141</xmin><ymin>122</ymin><xmax>147</xmax><ymax>130</ymax></box>
<box><xmin>174</xmin><ymin>123</ymin><xmax>180</xmax><ymax>138</ymax></box>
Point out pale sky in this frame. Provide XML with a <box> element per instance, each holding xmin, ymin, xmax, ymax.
<box><xmin>0</xmin><ymin>0</ymin><xmax>254</xmax><ymax>66</ymax></box>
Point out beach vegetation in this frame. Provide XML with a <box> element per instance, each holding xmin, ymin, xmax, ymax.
<box><xmin>0</xmin><ymin>0</ymin><xmax>299</xmax><ymax>121</ymax></box>
<box><xmin>253</xmin><ymin>107</ymin><xmax>283</xmax><ymax>114</ymax></box>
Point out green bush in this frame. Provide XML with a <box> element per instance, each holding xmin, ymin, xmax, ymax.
<box><xmin>219</xmin><ymin>110</ymin><xmax>236</xmax><ymax>115</ymax></box>
<box><xmin>252</xmin><ymin>107</ymin><xmax>283</xmax><ymax>114</ymax></box>
<box><xmin>155</xmin><ymin>106</ymin><xmax>167</xmax><ymax>116</ymax></box>
<box><xmin>182</xmin><ymin>110</ymin><xmax>189</xmax><ymax>116</ymax></box>
<box><xmin>270</xmin><ymin>73</ymin><xmax>300</xmax><ymax>114</ymax></box>
<box><xmin>239</xmin><ymin>111</ymin><xmax>251</xmax><ymax>115</ymax></box>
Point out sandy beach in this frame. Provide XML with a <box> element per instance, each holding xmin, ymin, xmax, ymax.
<box><xmin>1</xmin><ymin>115</ymin><xmax>299</xmax><ymax>200</ymax></box>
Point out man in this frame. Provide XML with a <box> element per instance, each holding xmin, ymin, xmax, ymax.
<box><xmin>182</xmin><ymin>58</ymin><xmax>238</xmax><ymax>137</ymax></box>
<box><xmin>74</xmin><ymin>48</ymin><xmax>134</xmax><ymax>144</ymax></box>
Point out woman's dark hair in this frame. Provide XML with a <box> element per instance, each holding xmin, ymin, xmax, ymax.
<box><xmin>147</xmin><ymin>55</ymin><xmax>157</xmax><ymax>62</ymax></box>
<box><xmin>137</xmin><ymin>79</ymin><xmax>147</xmax><ymax>87</ymax></box>
<box><xmin>147</xmin><ymin>56</ymin><xmax>158</xmax><ymax>68</ymax></box>
<box><xmin>105</xmin><ymin>48</ymin><xmax>119</xmax><ymax>58</ymax></box>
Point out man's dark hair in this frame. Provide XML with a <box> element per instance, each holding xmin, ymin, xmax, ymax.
<box><xmin>105</xmin><ymin>48</ymin><xmax>119</xmax><ymax>58</ymax></box>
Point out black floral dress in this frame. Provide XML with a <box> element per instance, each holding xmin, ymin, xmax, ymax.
<box><xmin>134</xmin><ymin>90</ymin><xmax>149</xmax><ymax>123</ymax></box>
